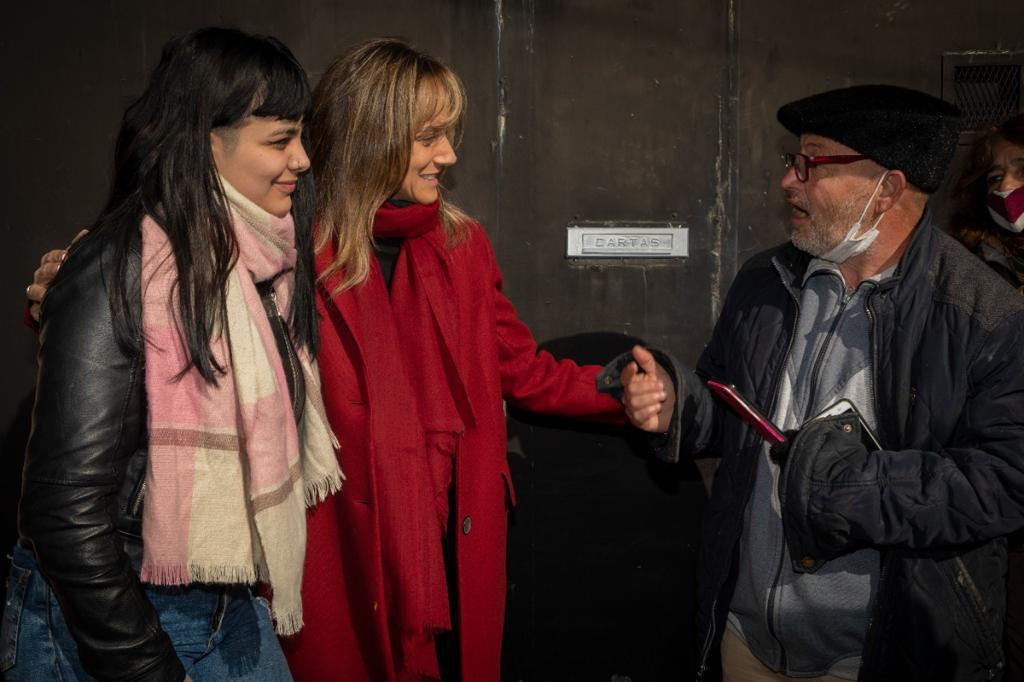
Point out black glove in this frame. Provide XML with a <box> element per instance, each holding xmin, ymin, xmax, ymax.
<box><xmin>768</xmin><ymin>430</ymin><xmax>799</xmax><ymax>463</ymax></box>
<box><xmin>778</xmin><ymin>413</ymin><xmax>870</xmax><ymax>573</ymax></box>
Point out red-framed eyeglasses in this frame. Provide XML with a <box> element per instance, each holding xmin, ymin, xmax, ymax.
<box><xmin>784</xmin><ymin>152</ymin><xmax>868</xmax><ymax>182</ymax></box>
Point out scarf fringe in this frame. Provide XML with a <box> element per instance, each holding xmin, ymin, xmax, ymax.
<box><xmin>139</xmin><ymin>564</ymin><xmax>191</xmax><ymax>586</ymax></box>
<box><xmin>144</xmin><ymin>560</ymin><xmax>304</xmax><ymax>637</ymax></box>
<box><xmin>273</xmin><ymin>609</ymin><xmax>305</xmax><ymax>637</ymax></box>
<box><xmin>141</xmin><ymin>563</ymin><xmax>261</xmax><ymax>586</ymax></box>
<box><xmin>304</xmin><ymin>470</ymin><xmax>344</xmax><ymax>507</ymax></box>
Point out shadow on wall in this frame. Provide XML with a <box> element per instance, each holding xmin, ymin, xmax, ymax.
<box><xmin>502</xmin><ymin>331</ymin><xmax>708</xmax><ymax>682</ymax></box>
<box><xmin>2</xmin><ymin>392</ymin><xmax>33</xmax><ymax>584</ymax></box>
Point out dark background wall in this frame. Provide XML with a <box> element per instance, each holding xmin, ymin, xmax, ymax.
<box><xmin>3</xmin><ymin>2</ymin><xmax>1023</xmax><ymax>681</ymax></box>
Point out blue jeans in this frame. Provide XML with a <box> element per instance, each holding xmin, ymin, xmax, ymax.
<box><xmin>2</xmin><ymin>545</ymin><xmax>292</xmax><ymax>681</ymax></box>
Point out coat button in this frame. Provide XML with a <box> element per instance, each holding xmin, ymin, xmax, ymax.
<box><xmin>462</xmin><ymin>516</ymin><xmax>472</xmax><ymax>535</ymax></box>
<box><xmin>800</xmin><ymin>556</ymin><xmax>816</xmax><ymax>569</ymax></box>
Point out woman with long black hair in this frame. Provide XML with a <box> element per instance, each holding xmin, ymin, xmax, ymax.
<box><xmin>3</xmin><ymin>27</ymin><xmax>340</xmax><ymax>681</ymax></box>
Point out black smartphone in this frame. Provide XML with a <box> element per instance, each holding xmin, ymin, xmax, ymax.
<box><xmin>806</xmin><ymin>399</ymin><xmax>882</xmax><ymax>451</ymax></box>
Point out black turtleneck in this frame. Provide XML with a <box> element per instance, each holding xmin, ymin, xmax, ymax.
<box><xmin>375</xmin><ymin>199</ymin><xmax>413</xmax><ymax>290</ymax></box>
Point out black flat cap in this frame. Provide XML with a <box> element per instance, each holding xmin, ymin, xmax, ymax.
<box><xmin>777</xmin><ymin>84</ymin><xmax>963</xmax><ymax>193</ymax></box>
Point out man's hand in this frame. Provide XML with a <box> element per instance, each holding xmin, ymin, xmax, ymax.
<box><xmin>779</xmin><ymin>414</ymin><xmax>871</xmax><ymax>571</ymax></box>
<box><xmin>26</xmin><ymin>229</ymin><xmax>88</xmax><ymax>322</ymax></box>
<box><xmin>620</xmin><ymin>345</ymin><xmax>676</xmax><ymax>433</ymax></box>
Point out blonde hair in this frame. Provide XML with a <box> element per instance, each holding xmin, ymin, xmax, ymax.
<box><xmin>312</xmin><ymin>37</ymin><xmax>470</xmax><ymax>293</ymax></box>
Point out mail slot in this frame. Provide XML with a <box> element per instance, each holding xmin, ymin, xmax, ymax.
<box><xmin>566</xmin><ymin>222</ymin><xmax>688</xmax><ymax>258</ymax></box>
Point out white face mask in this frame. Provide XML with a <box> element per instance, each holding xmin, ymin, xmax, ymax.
<box><xmin>820</xmin><ymin>172</ymin><xmax>889</xmax><ymax>263</ymax></box>
<box><xmin>987</xmin><ymin>185</ymin><xmax>1024</xmax><ymax>234</ymax></box>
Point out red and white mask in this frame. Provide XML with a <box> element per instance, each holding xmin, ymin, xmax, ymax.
<box><xmin>988</xmin><ymin>184</ymin><xmax>1024</xmax><ymax>234</ymax></box>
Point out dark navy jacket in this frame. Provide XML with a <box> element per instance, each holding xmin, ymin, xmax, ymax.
<box><xmin>660</xmin><ymin>212</ymin><xmax>1024</xmax><ymax>681</ymax></box>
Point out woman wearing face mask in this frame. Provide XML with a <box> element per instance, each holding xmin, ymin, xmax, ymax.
<box><xmin>950</xmin><ymin>111</ymin><xmax>1024</xmax><ymax>682</ymax></box>
<box><xmin>4</xmin><ymin>27</ymin><xmax>341</xmax><ymax>681</ymax></box>
<box><xmin>951</xmin><ymin>114</ymin><xmax>1024</xmax><ymax>290</ymax></box>
<box><xmin>277</xmin><ymin>38</ymin><xmax>624</xmax><ymax>682</ymax></box>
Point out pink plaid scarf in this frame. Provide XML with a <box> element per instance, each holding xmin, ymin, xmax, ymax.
<box><xmin>139</xmin><ymin>179</ymin><xmax>342</xmax><ymax>635</ymax></box>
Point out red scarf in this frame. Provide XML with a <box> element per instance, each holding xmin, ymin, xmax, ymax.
<box><xmin>327</xmin><ymin>200</ymin><xmax>476</xmax><ymax>677</ymax></box>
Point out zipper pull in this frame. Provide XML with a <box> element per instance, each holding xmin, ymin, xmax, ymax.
<box><xmin>267</xmin><ymin>288</ymin><xmax>282</xmax><ymax>316</ymax></box>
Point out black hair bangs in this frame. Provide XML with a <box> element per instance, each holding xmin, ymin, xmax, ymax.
<box><xmin>248</xmin><ymin>40</ymin><xmax>311</xmax><ymax>122</ymax></box>
<box><xmin>207</xmin><ymin>30</ymin><xmax>311</xmax><ymax>128</ymax></box>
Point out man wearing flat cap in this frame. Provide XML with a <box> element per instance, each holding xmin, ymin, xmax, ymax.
<box><xmin>616</xmin><ymin>84</ymin><xmax>1024</xmax><ymax>680</ymax></box>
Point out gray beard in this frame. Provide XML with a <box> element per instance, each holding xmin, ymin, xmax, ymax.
<box><xmin>789</xmin><ymin>221</ymin><xmax>837</xmax><ymax>257</ymax></box>
<box><xmin>788</xmin><ymin>192</ymin><xmax>867</xmax><ymax>258</ymax></box>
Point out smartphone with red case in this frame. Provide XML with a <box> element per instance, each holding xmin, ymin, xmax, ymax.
<box><xmin>706</xmin><ymin>379</ymin><xmax>787</xmax><ymax>445</ymax></box>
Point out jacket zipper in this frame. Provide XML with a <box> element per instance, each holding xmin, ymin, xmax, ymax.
<box><xmin>764</xmin><ymin>260</ymin><xmax>802</xmax><ymax>436</ymax></box>
<box><xmin>130</xmin><ymin>479</ymin><xmax>147</xmax><ymax>517</ymax></box>
<box><xmin>760</xmin><ymin>264</ymin><xmax>804</xmax><ymax>674</ymax></box>
<box><xmin>764</xmin><ymin>549</ymin><xmax>789</xmax><ymax>672</ymax></box>
<box><xmin>804</xmin><ymin>284</ymin><xmax>851</xmax><ymax>412</ymax></box>
<box><xmin>859</xmin><ymin>289</ymin><xmax>888</xmax><ymax>670</ymax></box>
<box><xmin>696</xmin><ymin>259</ymin><xmax>801</xmax><ymax>677</ymax></box>
<box><xmin>952</xmin><ymin>556</ymin><xmax>1003</xmax><ymax>678</ymax></box>
<box><xmin>761</xmin><ymin>278</ymin><xmax>806</xmax><ymax>671</ymax></box>
<box><xmin>864</xmin><ymin>288</ymin><xmax>882</xmax><ymax>445</ymax></box>
<box><xmin>763</xmin><ymin>279</ymin><xmax>848</xmax><ymax>673</ymax></box>
<box><xmin>267</xmin><ymin>289</ymin><xmax>302</xmax><ymax>419</ymax></box>
<box><xmin>696</xmin><ymin>598</ymin><xmax>717</xmax><ymax>681</ymax></box>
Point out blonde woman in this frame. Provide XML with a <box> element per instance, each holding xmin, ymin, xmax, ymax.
<box><xmin>283</xmin><ymin>38</ymin><xmax>624</xmax><ymax>681</ymax></box>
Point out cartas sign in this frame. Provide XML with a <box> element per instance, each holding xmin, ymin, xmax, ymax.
<box><xmin>566</xmin><ymin>222</ymin><xmax>688</xmax><ymax>258</ymax></box>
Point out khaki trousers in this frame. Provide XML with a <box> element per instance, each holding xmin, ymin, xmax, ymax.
<box><xmin>721</xmin><ymin>628</ymin><xmax>850</xmax><ymax>682</ymax></box>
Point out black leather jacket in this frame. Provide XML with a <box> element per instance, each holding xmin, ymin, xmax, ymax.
<box><xmin>651</xmin><ymin>211</ymin><xmax>1024</xmax><ymax>681</ymax></box>
<box><xmin>18</xmin><ymin>226</ymin><xmax>302</xmax><ymax>681</ymax></box>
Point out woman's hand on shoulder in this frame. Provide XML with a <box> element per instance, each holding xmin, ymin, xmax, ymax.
<box><xmin>26</xmin><ymin>229</ymin><xmax>88</xmax><ymax>322</ymax></box>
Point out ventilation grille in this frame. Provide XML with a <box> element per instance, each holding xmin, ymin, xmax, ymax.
<box><xmin>953</xmin><ymin>64</ymin><xmax>1021</xmax><ymax>131</ymax></box>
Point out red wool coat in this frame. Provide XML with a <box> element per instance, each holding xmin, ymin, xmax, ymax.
<box><xmin>282</xmin><ymin>222</ymin><xmax>623</xmax><ymax>681</ymax></box>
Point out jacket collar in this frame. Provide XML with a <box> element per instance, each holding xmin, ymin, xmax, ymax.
<box><xmin>880</xmin><ymin>205</ymin><xmax>936</xmax><ymax>290</ymax></box>
<box><xmin>773</xmin><ymin>205</ymin><xmax>937</xmax><ymax>294</ymax></box>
